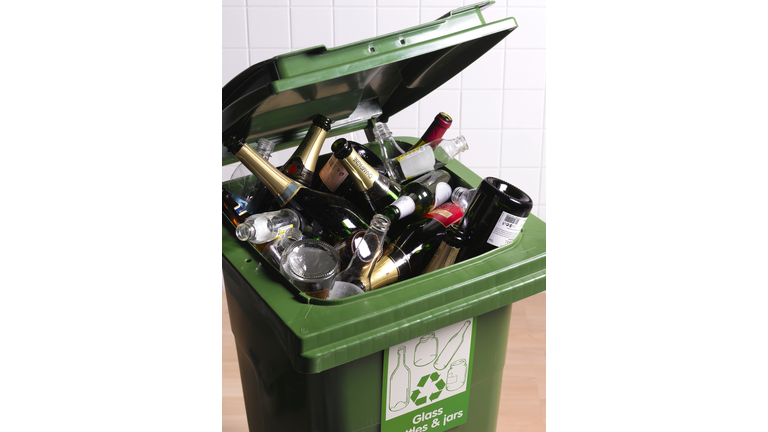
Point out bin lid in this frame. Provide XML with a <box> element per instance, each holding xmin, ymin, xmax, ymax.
<box><xmin>222</xmin><ymin>1</ymin><xmax>517</xmax><ymax>165</ymax></box>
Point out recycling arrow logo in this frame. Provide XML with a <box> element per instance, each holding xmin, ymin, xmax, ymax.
<box><xmin>410</xmin><ymin>372</ymin><xmax>446</xmax><ymax>406</ymax></box>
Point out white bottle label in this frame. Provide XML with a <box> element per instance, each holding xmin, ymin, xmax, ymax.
<box><xmin>319</xmin><ymin>156</ymin><xmax>348</xmax><ymax>192</ymax></box>
<box><xmin>396</xmin><ymin>146</ymin><xmax>435</xmax><ymax>180</ymax></box>
<box><xmin>391</xmin><ymin>196</ymin><xmax>416</xmax><ymax>219</ymax></box>
<box><xmin>433</xmin><ymin>182</ymin><xmax>452</xmax><ymax>208</ymax></box>
<box><xmin>486</xmin><ymin>211</ymin><xmax>527</xmax><ymax>247</ymax></box>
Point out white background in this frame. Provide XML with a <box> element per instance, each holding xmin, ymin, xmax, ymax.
<box><xmin>3</xmin><ymin>1</ymin><xmax>768</xmax><ymax>431</ymax></box>
<box><xmin>221</xmin><ymin>0</ymin><xmax>548</xmax><ymax>222</ymax></box>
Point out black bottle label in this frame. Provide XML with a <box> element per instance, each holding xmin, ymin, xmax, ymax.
<box><xmin>283</xmin><ymin>157</ymin><xmax>314</xmax><ymax>187</ymax></box>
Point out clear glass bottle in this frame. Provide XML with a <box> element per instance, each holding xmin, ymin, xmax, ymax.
<box><xmin>383</xmin><ymin>136</ymin><xmax>469</xmax><ymax>183</ymax></box>
<box><xmin>331</xmin><ymin>138</ymin><xmax>402</xmax><ymax>220</ymax></box>
<box><xmin>411</xmin><ymin>112</ymin><xmax>453</xmax><ymax>149</ymax></box>
<box><xmin>373</xmin><ymin>122</ymin><xmax>408</xmax><ymax>158</ymax></box>
<box><xmin>280</xmin><ymin>114</ymin><xmax>333</xmax><ymax>187</ymax></box>
<box><xmin>388</xmin><ymin>346</ymin><xmax>411</xmax><ymax>412</ymax></box>
<box><xmin>235</xmin><ymin>208</ymin><xmax>302</xmax><ymax>248</ymax></box>
<box><xmin>434</xmin><ymin>320</ymin><xmax>471</xmax><ymax>371</ymax></box>
<box><xmin>450</xmin><ymin>186</ymin><xmax>478</xmax><ymax>211</ymax></box>
<box><xmin>413</xmin><ymin>332</ymin><xmax>438</xmax><ymax>367</ymax></box>
<box><xmin>454</xmin><ymin>177</ymin><xmax>533</xmax><ymax>263</ymax></box>
<box><xmin>327</xmin><ymin>214</ymin><xmax>391</xmax><ymax>299</ymax></box>
<box><xmin>262</xmin><ymin>227</ymin><xmax>304</xmax><ymax>269</ymax></box>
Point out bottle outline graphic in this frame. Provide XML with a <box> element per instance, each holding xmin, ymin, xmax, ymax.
<box><xmin>413</xmin><ymin>332</ymin><xmax>438</xmax><ymax>367</ymax></box>
<box><xmin>446</xmin><ymin>359</ymin><xmax>468</xmax><ymax>391</ymax></box>
<box><xmin>388</xmin><ymin>346</ymin><xmax>410</xmax><ymax>412</ymax></box>
<box><xmin>433</xmin><ymin>320</ymin><xmax>471</xmax><ymax>371</ymax></box>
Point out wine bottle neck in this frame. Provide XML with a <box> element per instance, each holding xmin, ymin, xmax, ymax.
<box><xmin>232</xmin><ymin>142</ymin><xmax>302</xmax><ymax>207</ymax></box>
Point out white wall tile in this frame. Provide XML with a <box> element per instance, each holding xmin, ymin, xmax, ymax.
<box><xmin>334</xmin><ymin>8</ymin><xmax>376</xmax><ymax>47</ymax></box>
<box><xmin>504</xmin><ymin>49</ymin><xmax>545</xmax><ymax>89</ymax></box>
<box><xmin>224</xmin><ymin>0</ymin><xmax>245</xmax><ymax>6</ymax></box>
<box><xmin>223</xmin><ymin>49</ymin><xmax>249</xmax><ymax>86</ymax></box>
<box><xmin>501</xmin><ymin>129</ymin><xmax>543</xmax><ymax>167</ymax></box>
<box><xmin>223</xmin><ymin>8</ymin><xmax>248</xmax><ymax>48</ymax></box>
<box><xmin>248</xmin><ymin>7</ymin><xmax>290</xmax><ymax>48</ymax></box>
<box><xmin>508</xmin><ymin>0</ymin><xmax>545</xmax><ymax>7</ymax></box>
<box><xmin>335</xmin><ymin>0</ymin><xmax>374</xmax><ymax>6</ymax></box>
<box><xmin>418</xmin><ymin>90</ymin><xmax>461</xmax><ymax>131</ymax></box>
<box><xmin>470</xmin><ymin>167</ymin><xmax>500</xmax><ymax>180</ymax></box>
<box><xmin>461</xmin><ymin>91</ymin><xmax>503</xmax><ymax>129</ymax></box>
<box><xmin>461</xmin><ymin>49</ymin><xmax>504</xmax><ymax>89</ymax></box>
<box><xmin>458</xmin><ymin>129</ymin><xmax>502</xmax><ymax>168</ymax></box>
<box><xmin>439</xmin><ymin>72</ymin><xmax>462</xmax><ymax>90</ymax></box>
<box><xmin>292</xmin><ymin>0</ymin><xmax>332</xmax><ymax>6</ymax></box>
<box><xmin>378</xmin><ymin>0</ymin><xmax>419</xmax><ymax>7</ymax></box>
<box><xmin>378</xmin><ymin>8</ymin><xmax>420</xmax><ymax>36</ymax></box>
<box><xmin>541</xmin><ymin>128</ymin><xmax>546</xmax><ymax>167</ymax></box>
<box><xmin>539</xmin><ymin>167</ymin><xmax>546</xmax><ymax>204</ymax></box>
<box><xmin>505</xmin><ymin>7</ymin><xmax>545</xmax><ymax>49</ymax></box>
<box><xmin>422</xmin><ymin>0</ymin><xmax>463</xmax><ymax>7</ymax></box>
<box><xmin>533</xmin><ymin>204</ymin><xmax>545</xmax><ymax>222</ymax></box>
<box><xmin>502</xmin><ymin>90</ymin><xmax>545</xmax><ymax>128</ymax></box>
<box><xmin>387</xmin><ymin>102</ymin><xmax>420</xmax><ymax>130</ymax></box>
<box><xmin>247</xmin><ymin>0</ymin><xmax>286</xmax><ymax>5</ymax></box>
<box><xmin>482</xmin><ymin>5</ymin><xmax>509</xmax><ymax>31</ymax></box>
<box><xmin>249</xmin><ymin>48</ymin><xmax>286</xmax><ymax>65</ymax></box>
<box><xmin>291</xmin><ymin>7</ymin><xmax>334</xmax><ymax>50</ymax></box>
<box><xmin>499</xmin><ymin>167</ymin><xmax>539</xmax><ymax>203</ymax></box>
<box><xmin>420</xmin><ymin>8</ymin><xmax>448</xmax><ymax>24</ymax></box>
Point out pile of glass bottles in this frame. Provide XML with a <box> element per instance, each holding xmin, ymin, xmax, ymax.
<box><xmin>223</xmin><ymin>112</ymin><xmax>534</xmax><ymax>299</ymax></box>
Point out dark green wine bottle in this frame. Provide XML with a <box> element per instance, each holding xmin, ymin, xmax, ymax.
<box><xmin>381</xmin><ymin>169</ymin><xmax>452</xmax><ymax>236</ymax></box>
<box><xmin>454</xmin><ymin>177</ymin><xmax>533</xmax><ymax>263</ymax></box>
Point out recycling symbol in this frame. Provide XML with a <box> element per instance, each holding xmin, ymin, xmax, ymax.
<box><xmin>410</xmin><ymin>372</ymin><xmax>445</xmax><ymax>406</ymax></box>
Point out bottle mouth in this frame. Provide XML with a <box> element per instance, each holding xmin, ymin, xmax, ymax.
<box><xmin>282</xmin><ymin>239</ymin><xmax>340</xmax><ymax>280</ymax></box>
<box><xmin>235</xmin><ymin>223</ymin><xmax>253</xmax><ymax>241</ymax></box>
<box><xmin>479</xmin><ymin>177</ymin><xmax>533</xmax><ymax>214</ymax></box>
<box><xmin>312</xmin><ymin>114</ymin><xmax>333</xmax><ymax>131</ymax></box>
<box><xmin>450</xmin><ymin>187</ymin><xmax>467</xmax><ymax>204</ymax></box>
<box><xmin>331</xmin><ymin>138</ymin><xmax>352</xmax><ymax>159</ymax></box>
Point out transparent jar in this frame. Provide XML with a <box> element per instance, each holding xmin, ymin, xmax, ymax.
<box><xmin>446</xmin><ymin>359</ymin><xmax>468</xmax><ymax>391</ymax></box>
<box><xmin>413</xmin><ymin>332</ymin><xmax>438</xmax><ymax>367</ymax></box>
<box><xmin>280</xmin><ymin>239</ymin><xmax>340</xmax><ymax>299</ymax></box>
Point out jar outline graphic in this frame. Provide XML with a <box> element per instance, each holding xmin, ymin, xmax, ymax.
<box><xmin>413</xmin><ymin>332</ymin><xmax>438</xmax><ymax>367</ymax></box>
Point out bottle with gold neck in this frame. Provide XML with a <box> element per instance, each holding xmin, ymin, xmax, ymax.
<box><xmin>225</xmin><ymin>137</ymin><xmax>369</xmax><ymax>244</ymax></box>
<box><xmin>331</xmin><ymin>138</ymin><xmax>402</xmax><ymax>220</ymax></box>
<box><xmin>280</xmin><ymin>115</ymin><xmax>333</xmax><ymax>187</ymax></box>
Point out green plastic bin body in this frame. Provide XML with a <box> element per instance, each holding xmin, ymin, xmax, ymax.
<box><xmin>221</xmin><ymin>3</ymin><xmax>546</xmax><ymax>431</ymax></box>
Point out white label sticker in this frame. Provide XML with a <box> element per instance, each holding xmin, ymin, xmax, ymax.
<box><xmin>392</xmin><ymin>196</ymin><xmax>416</xmax><ymax>219</ymax></box>
<box><xmin>318</xmin><ymin>157</ymin><xmax>348</xmax><ymax>192</ymax></box>
<box><xmin>397</xmin><ymin>147</ymin><xmax>435</xmax><ymax>180</ymax></box>
<box><xmin>486</xmin><ymin>211</ymin><xmax>527</xmax><ymax>247</ymax></box>
<box><xmin>433</xmin><ymin>182</ymin><xmax>452</xmax><ymax>208</ymax></box>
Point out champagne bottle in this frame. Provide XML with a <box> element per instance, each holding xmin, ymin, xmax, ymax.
<box><xmin>330</xmin><ymin>138</ymin><xmax>402</xmax><ymax>220</ymax></box>
<box><xmin>383</xmin><ymin>136</ymin><xmax>469</xmax><ymax>183</ymax></box>
<box><xmin>327</xmin><ymin>214</ymin><xmax>391</xmax><ymax>299</ymax></box>
<box><xmin>225</xmin><ymin>138</ymin><xmax>369</xmax><ymax>244</ymax></box>
<box><xmin>312</xmin><ymin>140</ymin><xmax>387</xmax><ymax>199</ymax></box>
<box><xmin>280</xmin><ymin>114</ymin><xmax>333</xmax><ymax>187</ymax></box>
<box><xmin>450</xmin><ymin>186</ymin><xmax>478</xmax><ymax>211</ymax></box>
<box><xmin>433</xmin><ymin>320</ymin><xmax>471</xmax><ymax>371</ymax></box>
<box><xmin>411</xmin><ymin>112</ymin><xmax>453</xmax><ymax>149</ymax></box>
<box><xmin>228</xmin><ymin>138</ymin><xmax>277</xmax><ymax>213</ymax></box>
<box><xmin>454</xmin><ymin>177</ymin><xmax>533</xmax><ymax>263</ymax></box>
<box><xmin>222</xmin><ymin>188</ymin><xmax>249</xmax><ymax>226</ymax></box>
<box><xmin>235</xmin><ymin>208</ymin><xmax>302</xmax><ymax>250</ymax></box>
<box><xmin>381</xmin><ymin>169</ymin><xmax>453</xmax><ymax>228</ymax></box>
<box><xmin>421</xmin><ymin>224</ymin><xmax>466</xmax><ymax>275</ymax></box>
<box><xmin>369</xmin><ymin>203</ymin><xmax>464</xmax><ymax>290</ymax></box>
<box><xmin>373</xmin><ymin>122</ymin><xmax>408</xmax><ymax>158</ymax></box>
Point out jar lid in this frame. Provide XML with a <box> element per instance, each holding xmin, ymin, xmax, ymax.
<box><xmin>281</xmin><ymin>239</ymin><xmax>340</xmax><ymax>280</ymax></box>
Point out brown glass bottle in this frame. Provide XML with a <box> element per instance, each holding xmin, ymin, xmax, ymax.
<box><xmin>369</xmin><ymin>203</ymin><xmax>464</xmax><ymax>290</ymax></box>
<box><xmin>225</xmin><ymin>137</ymin><xmax>369</xmax><ymax>244</ymax></box>
<box><xmin>280</xmin><ymin>115</ymin><xmax>333</xmax><ymax>187</ymax></box>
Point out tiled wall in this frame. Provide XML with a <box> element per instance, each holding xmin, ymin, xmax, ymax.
<box><xmin>222</xmin><ymin>0</ymin><xmax>546</xmax><ymax>221</ymax></box>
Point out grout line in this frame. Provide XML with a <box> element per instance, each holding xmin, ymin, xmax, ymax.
<box><xmin>288</xmin><ymin>1</ymin><xmax>293</xmax><ymax>51</ymax></box>
<box><xmin>244</xmin><ymin>7</ymin><xmax>251</xmax><ymax>65</ymax></box>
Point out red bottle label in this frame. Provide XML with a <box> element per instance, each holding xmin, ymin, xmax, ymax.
<box><xmin>422</xmin><ymin>203</ymin><xmax>464</xmax><ymax>227</ymax></box>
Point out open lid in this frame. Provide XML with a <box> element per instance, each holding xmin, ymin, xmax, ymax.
<box><xmin>222</xmin><ymin>1</ymin><xmax>517</xmax><ymax>164</ymax></box>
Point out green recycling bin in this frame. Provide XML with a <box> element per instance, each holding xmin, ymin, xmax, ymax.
<box><xmin>221</xmin><ymin>3</ymin><xmax>546</xmax><ymax>431</ymax></box>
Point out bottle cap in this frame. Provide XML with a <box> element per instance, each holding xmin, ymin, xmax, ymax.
<box><xmin>435</xmin><ymin>112</ymin><xmax>453</xmax><ymax>126</ymax></box>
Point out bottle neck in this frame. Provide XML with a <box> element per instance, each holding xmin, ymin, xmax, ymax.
<box><xmin>339</xmin><ymin>147</ymin><xmax>381</xmax><ymax>191</ymax></box>
<box><xmin>230</xmin><ymin>142</ymin><xmax>303</xmax><ymax>207</ymax></box>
